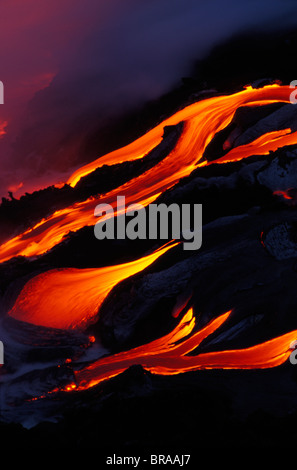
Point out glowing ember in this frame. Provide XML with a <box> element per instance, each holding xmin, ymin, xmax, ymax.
<box><xmin>0</xmin><ymin>120</ymin><xmax>7</xmax><ymax>138</ymax></box>
<box><xmin>273</xmin><ymin>189</ymin><xmax>295</xmax><ymax>200</ymax></box>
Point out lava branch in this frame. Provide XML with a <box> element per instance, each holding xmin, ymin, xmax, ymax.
<box><xmin>48</xmin><ymin>307</ymin><xmax>297</xmax><ymax>393</ymax></box>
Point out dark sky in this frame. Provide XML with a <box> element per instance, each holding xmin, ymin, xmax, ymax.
<box><xmin>0</xmin><ymin>0</ymin><xmax>296</xmax><ymax>198</ymax></box>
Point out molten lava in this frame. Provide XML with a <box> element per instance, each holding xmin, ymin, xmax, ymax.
<box><xmin>9</xmin><ymin>242</ymin><xmax>177</xmax><ymax>329</ymax></box>
<box><xmin>206</xmin><ymin>128</ymin><xmax>297</xmax><ymax>166</ymax></box>
<box><xmin>2</xmin><ymin>83</ymin><xmax>297</xmax><ymax>397</ymax></box>
<box><xmin>273</xmin><ymin>189</ymin><xmax>295</xmax><ymax>200</ymax></box>
<box><xmin>55</xmin><ymin>307</ymin><xmax>297</xmax><ymax>391</ymax></box>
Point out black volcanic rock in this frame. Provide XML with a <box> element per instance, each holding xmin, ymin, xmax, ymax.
<box><xmin>234</xmin><ymin>103</ymin><xmax>297</xmax><ymax>147</ymax></box>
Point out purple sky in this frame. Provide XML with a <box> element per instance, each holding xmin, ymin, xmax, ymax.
<box><xmin>0</xmin><ymin>0</ymin><xmax>296</xmax><ymax>198</ymax></box>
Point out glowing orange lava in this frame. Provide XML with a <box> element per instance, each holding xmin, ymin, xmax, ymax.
<box><xmin>8</xmin><ymin>242</ymin><xmax>178</xmax><ymax>329</ymax></box>
<box><xmin>55</xmin><ymin>307</ymin><xmax>297</xmax><ymax>391</ymax></box>
<box><xmin>205</xmin><ymin>128</ymin><xmax>297</xmax><ymax>166</ymax></box>
<box><xmin>273</xmin><ymin>189</ymin><xmax>295</xmax><ymax>200</ymax></box>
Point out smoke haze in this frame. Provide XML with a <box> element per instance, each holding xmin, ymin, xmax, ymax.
<box><xmin>0</xmin><ymin>0</ymin><xmax>296</xmax><ymax>197</ymax></box>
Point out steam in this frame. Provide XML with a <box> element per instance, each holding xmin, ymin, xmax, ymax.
<box><xmin>0</xmin><ymin>0</ymin><xmax>296</xmax><ymax>198</ymax></box>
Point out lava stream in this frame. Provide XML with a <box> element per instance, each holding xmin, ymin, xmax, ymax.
<box><xmin>8</xmin><ymin>242</ymin><xmax>178</xmax><ymax>329</ymax></box>
<box><xmin>63</xmin><ymin>307</ymin><xmax>297</xmax><ymax>391</ymax></box>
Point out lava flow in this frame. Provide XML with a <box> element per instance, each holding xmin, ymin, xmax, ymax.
<box><xmin>0</xmin><ymin>85</ymin><xmax>296</xmax><ymax>264</ymax></box>
<box><xmin>58</xmin><ymin>307</ymin><xmax>297</xmax><ymax>391</ymax></box>
<box><xmin>2</xmin><ymin>83</ymin><xmax>297</xmax><ymax>401</ymax></box>
<box><xmin>8</xmin><ymin>242</ymin><xmax>177</xmax><ymax>329</ymax></box>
